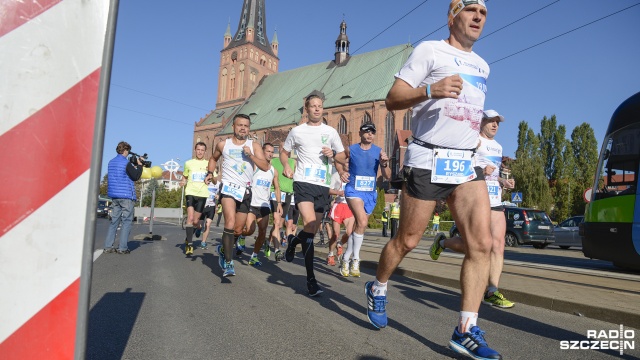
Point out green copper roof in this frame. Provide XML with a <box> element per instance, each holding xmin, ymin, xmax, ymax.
<box><xmin>199</xmin><ymin>104</ymin><xmax>239</xmax><ymax>126</ymax></box>
<box><xmin>216</xmin><ymin>43</ymin><xmax>413</xmax><ymax>135</ymax></box>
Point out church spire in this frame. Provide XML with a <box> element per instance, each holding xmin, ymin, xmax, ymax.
<box><xmin>223</xmin><ymin>20</ymin><xmax>231</xmax><ymax>48</ymax></box>
<box><xmin>334</xmin><ymin>20</ymin><xmax>350</xmax><ymax>65</ymax></box>
<box><xmin>227</xmin><ymin>0</ymin><xmax>275</xmax><ymax>57</ymax></box>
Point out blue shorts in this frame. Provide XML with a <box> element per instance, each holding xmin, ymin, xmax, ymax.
<box><xmin>344</xmin><ymin>187</ymin><xmax>377</xmax><ymax>215</ymax></box>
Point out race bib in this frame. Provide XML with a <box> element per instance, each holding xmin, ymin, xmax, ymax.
<box><xmin>354</xmin><ymin>176</ymin><xmax>375</xmax><ymax>191</ymax></box>
<box><xmin>221</xmin><ymin>182</ymin><xmax>246</xmax><ymax>202</ymax></box>
<box><xmin>255</xmin><ymin>178</ymin><xmax>271</xmax><ymax>188</ymax></box>
<box><xmin>303</xmin><ymin>164</ymin><xmax>327</xmax><ymax>183</ymax></box>
<box><xmin>270</xmin><ymin>192</ymin><xmax>287</xmax><ymax>202</ymax></box>
<box><xmin>486</xmin><ymin>180</ymin><xmax>501</xmax><ymax>204</ymax></box>
<box><xmin>431</xmin><ymin>149</ymin><xmax>477</xmax><ymax>184</ymax></box>
<box><xmin>191</xmin><ymin>171</ymin><xmax>206</xmax><ymax>182</ymax></box>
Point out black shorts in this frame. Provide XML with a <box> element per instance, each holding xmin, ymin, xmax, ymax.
<box><xmin>220</xmin><ymin>187</ymin><xmax>252</xmax><ymax>214</ymax></box>
<box><xmin>287</xmin><ymin>204</ymin><xmax>300</xmax><ymax>224</ymax></box>
<box><xmin>250</xmin><ymin>206</ymin><xmax>271</xmax><ymax>218</ymax></box>
<box><xmin>201</xmin><ymin>205</ymin><xmax>216</xmax><ymax>220</ymax></box>
<box><xmin>401</xmin><ymin>166</ymin><xmax>485</xmax><ymax>201</ymax></box>
<box><xmin>491</xmin><ymin>205</ymin><xmax>505</xmax><ymax>212</ymax></box>
<box><xmin>293</xmin><ymin>182</ymin><xmax>331</xmax><ymax>214</ymax></box>
<box><xmin>186</xmin><ymin>195</ymin><xmax>207</xmax><ymax>213</ymax></box>
<box><xmin>270</xmin><ymin>192</ymin><xmax>292</xmax><ymax>216</ymax></box>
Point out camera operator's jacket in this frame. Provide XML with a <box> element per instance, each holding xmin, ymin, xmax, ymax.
<box><xmin>107</xmin><ymin>154</ymin><xmax>142</xmax><ymax>200</ymax></box>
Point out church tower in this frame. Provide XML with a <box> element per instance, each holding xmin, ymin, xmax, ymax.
<box><xmin>334</xmin><ymin>20</ymin><xmax>350</xmax><ymax>66</ymax></box>
<box><xmin>217</xmin><ymin>0</ymin><xmax>279</xmax><ymax>108</ymax></box>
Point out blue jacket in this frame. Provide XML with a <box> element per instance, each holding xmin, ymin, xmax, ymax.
<box><xmin>107</xmin><ymin>154</ymin><xmax>137</xmax><ymax>200</ymax></box>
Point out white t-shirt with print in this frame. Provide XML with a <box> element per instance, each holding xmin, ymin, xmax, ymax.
<box><xmin>397</xmin><ymin>40</ymin><xmax>489</xmax><ymax>170</ymax></box>
<box><xmin>476</xmin><ymin>136</ymin><xmax>503</xmax><ymax>207</ymax></box>
<box><xmin>283</xmin><ymin>123</ymin><xmax>344</xmax><ymax>188</ymax></box>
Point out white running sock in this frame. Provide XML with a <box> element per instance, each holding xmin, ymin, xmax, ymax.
<box><xmin>373</xmin><ymin>279</ymin><xmax>387</xmax><ymax>296</ymax></box>
<box><xmin>343</xmin><ymin>233</ymin><xmax>354</xmax><ymax>261</ymax></box>
<box><xmin>458</xmin><ymin>311</ymin><xmax>478</xmax><ymax>333</ymax></box>
<box><xmin>351</xmin><ymin>232</ymin><xmax>364</xmax><ymax>260</ymax></box>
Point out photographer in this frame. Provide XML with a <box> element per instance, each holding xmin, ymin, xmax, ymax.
<box><xmin>103</xmin><ymin>141</ymin><xmax>143</xmax><ymax>254</ymax></box>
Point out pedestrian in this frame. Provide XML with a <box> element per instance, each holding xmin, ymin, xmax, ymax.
<box><xmin>103</xmin><ymin>141</ymin><xmax>143</xmax><ymax>254</ymax></box>
<box><xmin>327</xmin><ymin>170</ymin><xmax>354</xmax><ymax>268</ymax></box>
<box><xmin>389</xmin><ymin>197</ymin><xmax>400</xmax><ymax>238</ymax></box>
<box><xmin>244</xmin><ymin>143</ymin><xmax>284</xmax><ymax>266</ymax></box>
<box><xmin>432</xmin><ymin>212</ymin><xmax>440</xmax><ymax>233</ymax></box>
<box><xmin>215</xmin><ymin>201</ymin><xmax>223</xmax><ymax>227</ymax></box>
<box><xmin>199</xmin><ymin>181</ymin><xmax>220</xmax><ymax>249</ymax></box>
<box><xmin>180</xmin><ymin>142</ymin><xmax>210</xmax><ymax>256</ymax></box>
<box><xmin>363</xmin><ymin>1</ymin><xmax>502</xmax><ymax>359</ymax></box>
<box><xmin>205</xmin><ymin>114</ymin><xmax>269</xmax><ymax>277</ymax></box>
<box><xmin>281</xmin><ymin>93</ymin><xmax>346</xmax><ymax>296</ymax></box>
<box><xmin>269</xmin><ymin>154</ymin><xmax>295</xmax><ymax>251</ymax></box>
<box><xmin>336</xmin><ymin>122</ymin><xmax>390</xmax><ymax>277</ymax></box>
<box><xmin>430</xmin><ymin>110</ymin><xmax>516</xmax><ymax>310</ymax></box>
<box><xmin>381</xmin><ymin>207</ymin><xmax>389</xmax><ymax>237</ymax></box>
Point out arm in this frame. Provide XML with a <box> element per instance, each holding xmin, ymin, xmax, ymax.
<box><xmin>206</xmin><ymin>142</ymin><xmax>224</xmax><ymax>184</ymax></box>
<box><xmin>385</xmin><ymin>76</ymin><xmax>463</xmax><ymax>111</ymax></box>
<box><xmin>126</xmin><ymin>161</ymin><xmax>143</xmax><ymax>181</ymax></box>
<box><xmin>280</xmin><ymin>149</ymin><xmax>294</xmax><ymax>179</ymax></box>
<box><xmin>334</xmin><ymin>151</ymin><xmax>350</xmax><ymax>183</ymax></box>
<box><xmin>248</xmin><ymin>142</ymin><xmax>270</xmax><ymax>172</ymax></box>
<box><xmin>379</xmin><ymin>150</ymin><xmax>391</xmax><ymax>180</ymax></box>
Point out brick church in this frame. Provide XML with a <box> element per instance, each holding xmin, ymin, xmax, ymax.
<box><xmin>193</xmin><ymin>0</ymin><xmax>414</xmax><ymax>185</ymax></box>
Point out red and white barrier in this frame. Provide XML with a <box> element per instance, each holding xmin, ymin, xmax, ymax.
<box><xmin>0</xmin><ymin>0</ymin><xmax>111</xmax><ymax>358</ymax></box>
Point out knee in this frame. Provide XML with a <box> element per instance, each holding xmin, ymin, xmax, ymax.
<box><xmin>390</xmin><ymin>235</ymin><xmax>420</xmax><ymax>254</ymax></box>
<box><xmin>466</xmin><ymin>235</ymin><xmax>493</xmax><ymax>255</ymax></box>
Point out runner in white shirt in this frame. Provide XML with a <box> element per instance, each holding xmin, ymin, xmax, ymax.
<box><xmin>281</xmin><ymin>94</ymin><xmax>346</xmax><ymax>297</ymax></box>
<box><xmin>363</xmin><ymin>2</ymin><xmax>503</xmax><ymax>359</ymax></box>
<box><xmin>430</xmin><ymin>110</ymin><xmax>516</xmax><ymax>310</ymax></box>
<box><xmin>205</xmin><ymin>114</ymin><xmax>269</xmax><ymax>277</ymax></box>
<box><xmin>199</xmin><ymin>181</ymin><xmax>220</xmax><ymax>249</ymax></box>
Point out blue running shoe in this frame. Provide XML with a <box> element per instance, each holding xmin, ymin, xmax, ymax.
<box><xmin>364</xmin><ymin>281</ymin><xmax>388</xmax><ymax>329</ymax></box>
<box><xmin>195</xmin><ymin>226</ymin><xmax>202</xmax><ymax>238</ymax></box>
<box><xmin>223</xmin><ymin>261</ymin><xmax>235</xmax><ymax>277</ymax></box>
<box><xmin>449</xmin><ymin>326</ymin><xmax>502</xmax><ymax>360</ymax></box>
<box><xmin>217</xmin><ymin>245</ymin><xmax>226</xmax><ymax>269</ymax></box>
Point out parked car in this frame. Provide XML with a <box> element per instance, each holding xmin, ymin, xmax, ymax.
<box><xmin>553</xmin><ymin>216</ymin><xmax>584</xmax><ymax>249</ymax></box>
<box><xmin>96</xmin><ymin>201</ymin><xmax>110</xmax><ymax>218</ymax></box>
<box><xmin>449</xmin><ymin>207</ymin><xmax>555</xmax><ymax>248</ymax></box>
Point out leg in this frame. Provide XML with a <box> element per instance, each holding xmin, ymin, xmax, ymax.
<box><xmin>220</xmin><ymin>197</ymin><xmax>238</xmax><ymax>262</ymax></box>
<box><xmin>252</xmin><ymin>216</ymin><xmax>269</xmax><ymax>255</ymax></box>
<box><xmin>117</xmin><ymin>199</ymin><xmax>135</xmax><ymax>252</ymax></box>
<box><xmin>104</xmin><ymin>200</ymin><xmax>123</xmax><ymax>250</ymax></box>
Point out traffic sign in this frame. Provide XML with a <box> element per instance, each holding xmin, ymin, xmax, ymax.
<box><xmin>511</xmin><ymin>192</ymin><xmax>523</xmax><ymax>203</ymax></box>
<box><xmin>583</xmin><ymin>188</ymin><xmax>593</xmax><ymax>203</ymax></box>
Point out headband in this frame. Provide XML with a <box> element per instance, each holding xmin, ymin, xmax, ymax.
<box><xmin>448</xmin><ymin>0</ymin><xmax>486</xmax><ymax>25</ymax></box>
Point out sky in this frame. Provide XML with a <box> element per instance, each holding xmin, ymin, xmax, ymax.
<box><xmin>100</xmin><ymin>0</ymin><xmax>640</xmax><ymax>180</ymax></box>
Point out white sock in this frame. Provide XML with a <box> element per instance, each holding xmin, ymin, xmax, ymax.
<box><xmin>351</xmin><ymin>232</ymin><xmax>364</xmax><ymax>260</ymax></box>
<box><xmin>343</xmin><ymin>233</ymin><xmax>354</xmax><ymax>261</ymax></box>
<box><xmin>328</xmin><ymin>251</ymin><xmax>334</xmax><ymax>256</ymax></box>
<box><xmin>459</xmin><ymin>311</ymin><xmax>478</xmax><ymax>333</ymax></box>
<box><xmin>251</xmin><ymin>252</ymin><xmax>257</xmax><ymax>258</ymax></box>
<box><xmin>373</xmin><ymin>279</ymin><xmax>387</xmax><ymax>296</ymax></box>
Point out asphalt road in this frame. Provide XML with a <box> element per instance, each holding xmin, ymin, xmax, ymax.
<box><xmin>87</xmin><ymin>219</ymin><xmax>639</xmax><ymax>359</ymax></box>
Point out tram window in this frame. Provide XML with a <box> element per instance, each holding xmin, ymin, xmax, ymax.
<box><xmin>594</xmin><ymin>125</ymin><xmax>639</xmax><ymax>199</ymax></box>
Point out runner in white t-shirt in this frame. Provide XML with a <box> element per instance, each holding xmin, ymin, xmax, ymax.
<box><xmin>431</xmin><ymin>110</ymin><xmax>517</xmax><ymax>310</ymax></box>
<box><xmin>205</xmin><ymin>114</ymin><xmax>269</xmax><ymax>277</ymax></box>
<box><xmin>281</xmin><ymin>94</ymin><xmax>346</xmax><ymax>297</ymax></box>
<box><xmin>364</xmin><ymin>2</ymin><xmax>503</xmax><ymax>359</ymax></box>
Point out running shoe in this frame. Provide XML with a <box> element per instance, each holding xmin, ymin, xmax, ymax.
<box><xmin>274</xmin><ymin>249</ymin><xmax>284</xmax><ymax>261</ymax></box>
<box><xmin>449</xmin><ymin>326</ymin><xmax>502</xmax><ymax>359</ymax></box>
<box><xmin>430</xmin><ymin>232</ymin><xmax>447</xmax><ymax>261</ymax></box>
<box><xmin>340</xmin><ymin>259</ymin><xmax>350</xmax><ymax>277</ymax></box>
<box><xmin>217</xmin><ymin>245</ymin><xmax>226</xmax><ymax>269</ymax></box>
<box><xmin>195</xmin><ymin>225</ymin><xmax>202</xmax><ymax>238</ymax></box>
<box><xmin>327</xmin><ymin>255</ymin><xmax>336</xmax><ymax>266</ymax></box>
<box><xmin>350</xmin><ymin>259</ymin><xmax>361</xmax><ymax>277</ymax></box>
<box><xmin>483</xmin><ymin>291</ymin><xmax>515</xmax><ymax>309</ymax></box>
<box><xmin>284</xmin><ymin>235</ymin><xmax>297</xmax><ymax>262</ymax></box>
<box><xmin>264</xmin><ymin>245</ymin><xmax>271</xmax><ymax>258</ymax></box>
<box><xmin>236</xmin><ymin>236</ymin><xmax>245</xmax><ymax>255</ymax></box>
<box><xmin>307</xmin><ymin>278</ymin><xmax>323</xmax><ymax>297</ymax></box>
<box><xmin>249</xmin><ymin>256</ymin><xmax>262</xmax><ymax>267</ymax></box>
<box><xmin>336</xmin><ymin>243</ymin><xmax>343</xmax><ymax>256</ymax></box>
<box><xmin>103</xmin><ymin>248</ymin><xmax>116</xmax><ymax>254</ymax></box>
<box><xmin>199</xmin><ymin>241</ymin><xmax>207</xmax><ymax>250</ymax></box>
<box><xmin>185</xmin><ymin>243</ymin><xmax>193</xmax><ymax>256</ymax></box>
<box><xmin>364</xmin><ymin>281</ymin><xmax>388</xmax><ymax>329</ymax></box>
<box><xmin>223</xmin><ymin>261</ymin><xmax>236</xmax><ymax>277</ymax></box>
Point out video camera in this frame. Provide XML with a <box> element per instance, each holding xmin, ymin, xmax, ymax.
<box><xmin>129</xmin><ymin>152</ymin><xmax>152</xmax><ymax>168</ymax></box>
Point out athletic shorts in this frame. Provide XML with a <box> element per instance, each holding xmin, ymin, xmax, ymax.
<box><xmin>287</xmin><ymin>203</ymin><xmax>300</xmax><ymax>224</ymax></box>
<box><xmin>491</xmin><ymin>205</ymin><xmax>505</xmax><ymax>212</ymax></box>
<box><xmin>345</xmin><ymin>187</ymin><xmax>378</xmax><ymax>215</ymax></box>
<box><xmin>201</xmin><ymin>205</ymin><xmax>215</xmax><ymax>220</ymax></box>
<box><xmin>250</xmin><ymin>206</ymin><xmax>271</xmax><ymax>218</ymax></box>
<box><xmin>293</xmin><ymin>182</ymin><xmax>330</xmax><ymax>214</ymax></box>
<box><xmin>330</xmin><ymin>202</ymin><xmax>353</xmax><ymax>224</ymax></box>
<box><xmin>186</xmin><ymin>195</ymin><xmax>207</xmax><ymax>214</ymax></box>
<box><xmin>270</xmin><ymin>192</ymin><xmax>292</xmax><ymax>216</ymax></box>
<box><xmin>401</xmin><ymin>166</ymin><xmax>485</xmax><ymax>201</ymax></box>
<box><xmin>220</xmin><ymin>187</ymin><xmax>252</xmax><ymax>214</ymax></box>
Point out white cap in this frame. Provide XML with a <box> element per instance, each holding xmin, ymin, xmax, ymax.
<box><xmin>482</xmin><ymin>109</ymin><xmax>505</xmax><ymax>122</ymax></box>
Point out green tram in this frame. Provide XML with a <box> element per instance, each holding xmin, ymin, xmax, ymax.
<box><xmin>582</xmin><ymin>92</ymin><xmax>640</xmax><ymax>271</ymax></box>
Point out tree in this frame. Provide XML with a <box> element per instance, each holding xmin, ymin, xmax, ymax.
<box><xmin>570</xmin><ymin>123</ymin><xmax>598</xmax><ymax>216</ymax></box>
<box><xmin>99</xmin><ymin>174</ymin><xmax>108</xmax><ymax>196</ymax></box>
<box><xmin>368</xmin><ymin>189</ymin><xmax>387</xmax><ymax>229</ymax></box>
<box><xmin>538</xmin><ymin>115</ymin><xmax>564</xmax><ymax>181</ymax></box>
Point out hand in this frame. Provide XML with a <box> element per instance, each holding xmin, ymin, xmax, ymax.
<box><xmin>321</xmin><ymin>146</ymin><xmax>333</xmax><ymax>158</ymax></box>
<box><xmin>379</xmin><ymin>151</ymin><xmax>389</xmax><ymax>166</ymax></box>
<box><xmin>180</xmin><ymin>178</ymin><xmax>186</xmax><ymax>187</ymax></box>
<box><xmin>432</xmin><ymin>74</ymin><xmax>463</xmax><ymax>99</ymax></box>
<box><xmin>504</xmin><ymin>179</ymin><xmax>515</xmax><ymax>189</ymax></box>
<box><xmin>340</xmin><ymin>171</ymin><xmax>350</xmax><ymax>183</ymax></box>
<box><xmin>276</xmin><ymin>204</ymin><xmax>283</xmax><ymax>216</ymax></box>
<box><xmin>243</xmin><ymin>145</ymin><xmax>252</xmax><ymax>157</ymax></box>
<box><xmin>484</xmin><ymin>165</ymin><xmax>496</xmax><ymax>176</ymax></box>
<box><xmin>283</xmin><ymin>166</ymin><xmax>294</xmax><ymax>179</ymax></box>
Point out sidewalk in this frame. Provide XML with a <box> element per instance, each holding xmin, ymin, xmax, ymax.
<box><xmin>312</xmin><ymin>231</ymin><xmax>640</xmax><ymax>329</ymax></box>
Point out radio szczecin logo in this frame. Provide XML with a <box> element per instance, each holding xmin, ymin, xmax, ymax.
<box><xmin>560</xmin><ymin>325</ymin><xmax>635</xmax><ymax>355</ymax></box>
